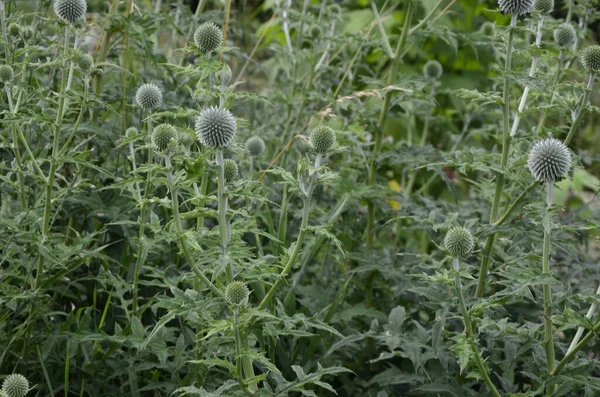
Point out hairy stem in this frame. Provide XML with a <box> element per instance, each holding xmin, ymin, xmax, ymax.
<box><xmin>543</xmin><ymin>183</ymin><xmax>555</xmax><ymax>395</ymax></box>
<box><xmin>217</xmin><ymin>150</ymin><xmax>233</xmax><ymax>282</ymax></box>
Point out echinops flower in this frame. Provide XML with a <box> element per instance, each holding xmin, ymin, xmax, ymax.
<box><xmin>245</xmin><ymin>136</ymin><xmax>266</xmax><ymax>157</ymax></box>
<box><xmin>527</xmin><ymin>138</ymin><xmax>571</xmax><ymax>182</ymax></box>
<box><xmin>579</xmin><ymin>45</ymin><xmax>600</xmax><ymax>74</ymax></box>
<box><xmin>533</xmin><ymin>0</ymin><xmax>553</xmax><ymax>14</ymax></box>
<box><xmin>0</xmin><ymin>65</ymin><xmax>14</xmax><ymax>84</ymax></box>
<box><xmin>151</xmin><ymin>124</ymin><xmax>178</xmax><ymax>152</ymax></box>
<box><xmin>54</xmin><ymin>0</ymin><xmax>87</xmax><ymax>24</ymax></box>
<box><xmin>135</xmin><ymin>83</ymin><xmax>163</xmax><ymax>111</ymax></box>
<box><xmin>193</xmin><ymin>22</ymin><xmax>222</xmax><ymax>53</ymax></box>
<box><xmin>73</xmin><ymin>51</ymin><xmax>93</xmax><ymax>75</ymax></box>
<box><xmin>195</xmin><ymin>106</ymin><xmax>237</xmax><ymax>148</ymax></box>
<box><xmin>225</xmin><ymin>281</ymin><xmax>250</xmax><ymax>306</ymax></box>
<box><xmin>2</xmin><ymin>374</ymin><xmax>29</xmax><ymax>397</ymax></box>
<box><xmin>553</xmin><ymin>23</ymin><xmax>576</xmax><ymax>47</ymax></box>
<box><xmin>309</xmin><ymin>125</ymin><xmax>336</xmax><ymax>154</ymax></box>
<box><xmin>8</xmin><ymin>23</ymin><xmax>19</xmax><ymax>38</ymax></box>
<box><xmin>423</xmin><ymin>60</ymin><xmax>443</xmax><ymax>79</ymax></box>
<box><xmin>223</xmin><ymin>159</ymin><xmax>239</xmax><ymax>183</ymax></box>
<box><xmin>444</xmin><ymin>227</ymin><xmax>475</xmax><ymax>258</ymax></box>
<box><xmin>497</xmin><ymin>0</ymin><xmax>534</xmax><ymax>15</ymax></box>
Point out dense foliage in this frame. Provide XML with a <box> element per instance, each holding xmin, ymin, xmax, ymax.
<box><xmin>0</xmin><ymin>0</ymin><xmax>599</xmax><ymax>396</ymax></box>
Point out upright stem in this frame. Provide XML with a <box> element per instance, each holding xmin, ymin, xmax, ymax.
<box><xmin>0</xmin><ymin>0</ymin><xmax>9</xmax><ymax>61</ymax></box>
<box><xmin>566</xmin><ymin>284</ymin><xmax>600</xmax><ymax>354</ymax></box>
<box><xmin>217</xmin><ymin>150</ymin><xmax>233</xmax><ymax>282</ymax></box>
<box><xmin>553</xmin><ymin>315</ymin><xmax>600</xmax><ymax>376</ymax></box>
<box><xmin>258</xmin><ymin>154</ymin><xmax>322</xmax><ymax>310</ymax></box>
<box><xmin>6</xmin><ymin>85</ymin><xmax>26</xmax><ymax>208</ymax></box>
<box><xmin>454</xmin><ymin>259</ymin><xmax>502</xmax><ymax>397</ymax></box>
<box><xmin>165</xmin><ymin>154</ymin><xmax>222</xmax><ymax>297</ymax></box>
<box><xmin>563</xmin><ymin>74</ymin><xmax>594</xmax><ymax>147</ymax></box>
<box><xmin>543</xmin><ymin>182</ymin><xmax>555</xmax><ymax>395</ymax></box>
<box><xmin>35</xmin><ymin>25</ymin><xmax>70</xmax><ymax>289</ymax></box>
<box><xmin>475</xmin><ymin>14</ymin><xmax>518</xmax><ymax>298</ymax></box>
<box><xmin>366</xmin><ymin>1</ymin><xmax>413</xmax><ymax>248</ymax></box>
<box><xmin>510</xmin><ymin>16</ymin><xmax>544</xmax><ymax>137</ymax></box>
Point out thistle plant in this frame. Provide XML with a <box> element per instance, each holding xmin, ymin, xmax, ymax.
<box><xmin>1</xmin><ymin>374</ymin><xmax>29</xmax><ymax>397</ymax></box>
<box><xmin>194</xmin><ymin>22</ymin><xmax>222</xmax><ymax>54</ymax></box>
<box><xmin>527</xmin><ymin>138</ymin><xmax>571</xmax><ymax>393</ymax></box>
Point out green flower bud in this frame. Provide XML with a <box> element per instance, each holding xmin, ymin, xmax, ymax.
<box><xmin>151</xmin><ymin>124</ymin><xmax>178</xmax><ymax>152</ymax></box>
<box><xmin>225</xmin><ymin>281</ymin><xmax>250</xmax><ymax>306</ymax></box>
<box><xmin>423</xmin><ymin>60</ymin><xmax>443</xmax><ymax>79</ymax></box>
<box><xmin>73</xmin><ymin>51</ymin><xmax>93</xmax><ymax>75</ymax></box>
<box><xmin>245</xmin><ymin>136</ymin><xmax>266</xmax><ymax>157</ymax></box>
<box><xmin>193</xmin><ymin>22</ymin><xmax>222</xmax><ymax>53</ymax></box>
<box><xmin>0</xmin><ymin>65</ymin><xmax>14</xmax><ymax>84</ymax></box>
<box><xmin>579</xmin><ymin>45</ymin><xmax>600</xmax><ymax>74</ymax></box>
<box><xmin>553</xmin><ymin>23</ymin><xmax>576</xmax><ymax>47</ymax></box>
<box><xmin>195</xmin><ymin>106</ymin><xmax>237</xmax><ymax>148</ymax></box>
<box><xmin>8</xmin><ymin>23</ymin><xmax>20</xmax><ymax>38</ymax></box>
<box><xmin>533</xmin><ymin>0</ymin><xmax>553</xmax><ymax>14</ymax></box>
<box><xmin>125</xmin><ymin>127</ymin><xmax>138</xmax><ymax>138</ymax></box>
<box><xmin>54</xmin><ymin>0</ymin><xmax>87</xmax><ymax>24</ymax></box>
<box><xmin>480</xmin><ymin>22</ymin><xmax>496</xmax><ymax>36</ymax></box>
<box><xmin>527</xmin><ymin>138</ymin><xmax>571</xmax><ymax>182</ymax></box>
<box><xmin>444</xmin><ymin>227</ymin><xmax>475</xmax><ymax>258</ymax></box>
<box><xmin>309</xmin><ymin>125</ymin><xmax>335</xmax><ymax>154</ymax></box>
<box><xmin>223</xmin><ymin>159</ymin><xmax>238</xmax><ymax>183</ymax></box>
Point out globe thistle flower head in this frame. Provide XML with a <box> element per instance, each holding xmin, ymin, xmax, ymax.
<box><xmin>135</xmin><ymin>83</ymin><xmax>163</xmax><ymax>111</ymax></box>
<box><xmin>223</xmin><ymin>159</ymin><xmax>238</xmax><ymax>183</ymax></box>
<box><xmin>193</xmin><ymin>22</ymin><xmax>222</xmax><ymax>53</ymax></box>
<box><xmin>481</xmin><ymin>22</ymin><xmax>496</xmax><ymax>36</ymax></box>
<box><xmin>497</xmin><ymin>0</ymin><xmax>534</xmax><ymax>15</ymax></box>
<box><xmin>73</xmin><ymin>51</ymin><xmax>93</xmax><ymax>75</ymax></box>
<box><xmin>533</xmin><ymin>0</ymin><xmax>553</xmax><ymax>14</ymax></box>
<box><xmin>423</xmin><ymin>60</ymin><xmax>443</xmax><ymax>79</ymax></box>
<box><xmin>125</xmin><ymin>127</ymin><xmax>138</xmax><ymax>139</ymax></box>
<box><xmin>527</xmin><ymin>138</ymin><xmax>571</xmax><ymax>182</ymax></box>
<box><xmin>580</xmin><ymin>45</ymin><xmax>600</xmax><ymax>74</ymax></box>
<box><xmin>309</xmin><ymin>125</ymin><xmax>336</xmax><ymax>154</ymax></box>
<box><xmin>245</xmin><ymin>136</ymin><xmax>266</xmax><ymax>157</ymax></box>
<box><xmin>22</xmin><ymin>27</ymin><xmax>33</xmax><ymax>40</ymax></box>
<box><xmin>444</xmin><ymin>227</ymin><xmax>475</xmax><ymax>258</ymax></box>
<box><xmin>2</xmin><ymin>373</ymin><xmax>29</xmax><ymax>397</ymax></box>
<box><xmin>54</xmin><ymin>0</ymin><xmax>87</xmax><ymax>24</ymax></box>
<box><xmin>225</xmin><ymin>281</ymin><xmax>250</xmax><ymax>306</ymax></box>
<box><xmin>0</xmin><ymin>65</ymin><xmax>14</xmax><ymax>84</ymax></box>
<box><xmin>553</xmin><ymin>23</ymin><xmax>576</xmax><ymax>47</ymax></box>
<box><xmin>195</xmin><ymin>106</ymin><xmax>237</xmax><ymax>148</ymax></box>
<box><xmin>8</xmin><ymin>23</ymin><xmax>20</xmax><ymax>38</ymax></box>
<box><xmin>151</xmin><ymin>124</ymin><xmax>178</xmax><ymax>152</ymax></box>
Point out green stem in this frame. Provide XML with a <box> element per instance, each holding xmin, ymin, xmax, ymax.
<box><xmin>233</xmin><ymin>308</ymin><xmax>254</xmax><ymax>396</ymax></box>
<box><xmin>217</xmin><ymin>150</ymin><xmax>233</xmax><ymax>282</ymax></box>
<box><xmin>259</xmin><ymin>154</ymin><xmax>322</xmax><ymax>310</ymax></box>
<box><xmin>0</xmin><ymin>0</ymin><xmax>9</xmax><ymax>61</ymax></box>
<box><xmin>165</xmin><ymin>153</ymin><xmax>222</xmax><ymax>297</ymax></box>
<box><xmin>553</xmin><ymin>316</ymin><xmax>600</xmax><ymax>376</ymax></box>
<box><xmin>563</xmin><ymin>74</ymin><xmax>594</xmax><ymax>147</ymax></box>
<box><xmin>7</xmin><ymin>85</ymin><xmax>26</xmax><ymax>209</ymax></box>
<box><xmin>474</xmin><ymin>14</ymin><xmax>517</xmax><ymax>298</ymax></box>
<box><xmin>566</xmin><ymin>284</ymin><xmax>600</xmax><ymax>354</ymax></box>
<box><xmin>35</xmin><ymin>25</ymin><xmax>70</xmax><ymax>290</ymax></box>
<box><xmin>366</xmin><ymin>0</ymin><xmax>413</xmax><ymax>248</ymax></box>
<box><xmin>543</xmin><ymin>183</ymin><xmax>555</xmax><ymax>395</ymax></box>
<box><xmin>454</xmin><ymin>259</ymin><xmax>502</xmax><ymax>397</ymax></box>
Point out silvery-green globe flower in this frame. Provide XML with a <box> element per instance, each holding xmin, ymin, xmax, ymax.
<box><xmin>135</xmin><ymin>83</ymin><xmax>162</xmax><ymax>111</ymax></box>
<box><xmin>533</xmin><ymin>0</ymin><xmax>553</xmax><ymax>14</ymax></box>
<box><xmin>0</xmin><ymin>65</ymin><xmax>14</xmax><ymax>84</ymax></box>
<box><xmin>497</xmin><ymin>0</ymin><xmax>534</xmax><ymax>15</ymax></box>
<box><xmin>245</xmin><ymin>136</ymin><xmax>265</xmax><ymax>157</ymax></box>
<box><xmin>527</xmin><ymin>138</ymin><xmax>571</xmax><ymax>182</ymax></box>
<box><xmin>444</xmin><ymin>227</ymin><xmax>475</xmax><ymax>258</ymax></box>
<box><xmin>481</xmin><ymin>22</ymin><xmax>495</xmax><ymax>36</ymax></box>
<box><xmin>193</xmin><ymin>22</ymin><xmax>222</xmax><ymax>53</ymax></box>
<box><xmin>223</xmin><ymin>159</ymin><xmax>238</xmax><ymax>183</ymax></box>
<box><xmin>54</xmin><ymin>0</ymin><xmax>87</xmax><ymax>24</ymax></box>
<box><xmin>73</xmin><ymin>51</ymin><xmax>93</xmax><ymax>75</ymax></box>
<box><xmin>8</xmin><ymin>23</ymin><xmax>19</xmax><ymax>38</ymax></box>
<box><xmin>580</xmin><ymin>45</ymin><xmax>600</xmax><ymax>74</ymax></box>
<box><xmin>423</xmin><ymin>60</ymin><xmax>443</xmax><ymax>79</ymax></box>
<box><xmin>151</xmin><ymin>124</ymin><xmax>178</xmax><ymax>152</ymax></box>
<box><xmin>125</xmin><ymin>127</ymin><xmax>138</xmax><ymax>138</ymax></box>
<box><xmin>225</xmin><ymin>281</ymin><xmax>250</xmax><ymax>306</ymax></box>
<box><xmin>309</xmin><ymin>125</ymin><xmax>336</xmax><ymax>154</ymax></box>
<box><xmin>195</xmin><ymin>106</ymin><xmax>237</xmax><ymax>148</ymax></box>
<box><xmin>2</xmin><ymin>374</ymin><xmax>29</xmax><ymax>397</ymax></box>
<box><xmin>553</xmin><ymin>23</ymin><xmax>576</xmax><ymax>47</ymax></box>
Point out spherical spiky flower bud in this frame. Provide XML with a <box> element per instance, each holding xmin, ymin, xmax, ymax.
<box><xmin>195</xmin><ymin>106</ymin><xmax>237</xmax><ymax>148</ymax></box>
<box><xmin>151</xmin><ymin>124</ymin><xmax>178</xmax><ymax>152</ymax></box>
<box><xmin>125</xmin><ymin>127</ymin><xmax>138</xmax><ymax>139</ymax></box>
<box><xmin>579</xmin><ymin>45</ymin><xmax>600</xmax><ymax>74</ymax></box>
<box><xmin>245</xmin><ymin>136</ymin><xmax>265</xmax><ymax>157</ymax></box>
<box><xmin>54</xmin><ymin>0</ymin><xmax>87</xmax><ymax>24</ymax></box>
<box><xmin>533</xmin><ymin>0</ymin><xmax>553</xmax><ymax>14</ymax></box>
<box><xmin>309</xmin><ymin>125</ymin><xmax>335</xmax><ymax>154</ymax></box>
<box><xmin>225</xmin><ymin>281</ymin><xmax>250</xmax><ymax>306</ymax></box>
<box><xmin>135</xmin><ymin>83</ymin><xmax>162</xmax><ymax>111</ymax></box>
<box><xmin>8</xmin><ymin>23</ymin><xmax>20</xmax><ymax>38</ymax></box>
<box><xmin>423</xmin><ymin>60</ymin><xmax>443</xmax><ymax>79</ymax></box>
<box><xmin>481</xmin><ymin>22</ymin><xmax>496</xmax><ymax>36</ymax></box>
<box><xmin>527</xmin><ymin>138</ymin><xmax>571</xmax><ymax>182</ymax></box>
<box><xmin>0</xmin><ymin>65</ymin><xmax>14</xmax><ymax>84</ymax></box>
<box><xmin>497</xmin><ymin>0</ymin><xmax>534</xmax><ymax>15</ymax></box>
<box><xmin>553</xmin><ymin>23</ymin><xmax>576</xmax><ymax>48</ymax></box>
<box><xmin>223</xmin><ymin>159</ymin><xmax>238</xmax><ymax>183</ymax></box>
<box><xmin>444</xmin><ymin>227</ymin><xmax>475</xmax><ymax>258</ymax></box>
<box><xmin>73</xmin><ymin>51</ymin><xmax>93</xmax><ymax>75</ymax></box>
<box><xmin>193</xmin><ymin>22</ymin><xmax>222</xmax><ymax>53</ymax></box>
<box><xmin>2</xmin><ymin>374</ymin><xmax>29</xmax><ymax>397</ymax></box>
